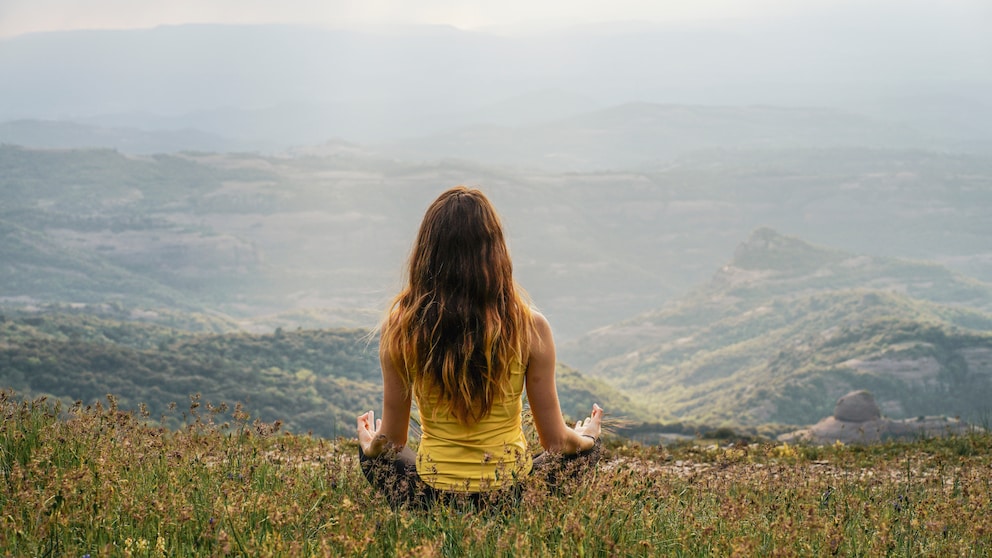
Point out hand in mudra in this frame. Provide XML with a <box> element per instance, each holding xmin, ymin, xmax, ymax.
<box><xmin>356</xmin><ymin>410</ymin><xmax>387</xmax><ymax>457</ymax></box>
<box><xmin>571</xmin><ymin>403</ymin><xmax>603</xmax><ymax>440</ymax></box>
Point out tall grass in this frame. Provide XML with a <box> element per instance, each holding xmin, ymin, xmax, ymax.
<box><xmin>1</xmin><ymin>391</ymin><xmax>990</xmax><ymax>557</ymax></box>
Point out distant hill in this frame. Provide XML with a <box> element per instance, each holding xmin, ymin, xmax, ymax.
<box><xmin>564</xmin><ymin>228</ymin><xmax>992</xmax><ymax>370</ymax></box>
<box><xmin>0</xmin><ymin>217</ymin><xmax>204</xmax><ymax>313</ymax></box>
<box><xmin>0</xmin><ymin>145</ymin><xmax>280</xmax><ymax>321</ymax></box>
<box><xmin>564</xmin><ymin>229</ymin><xmax>992</xmax><ymax>427</ymax></box>
<box><xmin>382</xmin><ymin>103</ymin><xmax>932</xmax><ymax>171</ymax></box>
<box><xmin>0</xmin><ymin>312</ymin><xmax>650</xmax><ymax>438</ymax></box>
<box><xmin>0</xmin><ymin>119</ymin><xmax>265</xmax><ymax>154</ymax></box>
<box><xmin>2</xmin><ymin>102</ymin><xmax>936</xmax><ymax>168</ymax></box>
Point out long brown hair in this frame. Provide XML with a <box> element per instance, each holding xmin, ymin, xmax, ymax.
<box><xmin>381</xmin><ymin>186</ymin><xmax>533</xmax><ymax>425</ymax></box>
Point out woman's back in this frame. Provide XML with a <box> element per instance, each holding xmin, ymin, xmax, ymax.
<box><xmin>415</xmin><ymin>359</ymin><xmax>531</xmax><ymax>492</ymax></box>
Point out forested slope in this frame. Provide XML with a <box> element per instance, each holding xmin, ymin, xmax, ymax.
<box><xmin>0</xmin><ymin>312</ymin><xmax>650</xmax><ymax>438</ymax></box>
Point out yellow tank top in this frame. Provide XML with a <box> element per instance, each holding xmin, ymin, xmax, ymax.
<box><xmin>415</xmin><ymin>360</ymin><xmax>532</xmax><ymax>492</ymax></box>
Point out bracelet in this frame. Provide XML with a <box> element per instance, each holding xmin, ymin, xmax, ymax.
<box><xmin>581</xmin><ymin>434</ymin><xmax>597</xmax><ymax>441</ymax></box>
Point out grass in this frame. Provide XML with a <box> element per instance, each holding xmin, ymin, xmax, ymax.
<box><xmin>2</xmin><ymin>392</ymin><xmax>991</xmax><ymax>557</ymax></box>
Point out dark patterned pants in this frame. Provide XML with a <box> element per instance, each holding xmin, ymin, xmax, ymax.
<box><xmin>359</xmin><ymin>440</ymin><xmax>602</xmax><ymax>509</ymax></box>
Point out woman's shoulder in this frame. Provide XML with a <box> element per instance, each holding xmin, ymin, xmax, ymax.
<box><xmin>527</xmin><ymin>309</ymin><xmax>554</xmax><ymax>354</ymax></box>
<box><xmin>377</xmin><ymin>307</ymin><xmax>405</xmax><ymax>356</ymax></box>
<box><xmin>530</xmin><ymin>309</ymin><xmax>551</xmax><ymax>333</ymax></box>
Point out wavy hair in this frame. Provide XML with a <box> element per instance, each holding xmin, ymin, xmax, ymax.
<box><xmin>381</xmin><ymin>186</ymin><xmax>533</xmax><ymax>425</ymax></box>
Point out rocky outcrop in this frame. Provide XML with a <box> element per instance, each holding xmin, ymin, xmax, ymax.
<box><xmin>833</xmin><ymin>390</ymin><xmax>882</xmax><ymax>422</ymax></box>
<box><xmin>778</xmin><ymin>390</ymin><xmax>975</xmax><ymax>444</ymax></box>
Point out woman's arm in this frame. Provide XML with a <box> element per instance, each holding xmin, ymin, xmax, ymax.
<box><xmin>525</xmin><ymin>311</ymin><xmax>603</xmax><ymax>455</ymax></box>
<box><xmin>356</xmin><ymin>338</ymin><xmax>412</xmax><ymax>458</ymax></box>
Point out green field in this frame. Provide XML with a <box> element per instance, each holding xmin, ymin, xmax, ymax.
<box><xmin>3</xmin><ymin>393</ymin><xmax>990</xmax><ymax>557</ymax></box>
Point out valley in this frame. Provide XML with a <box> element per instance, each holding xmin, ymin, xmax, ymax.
<box><xmin>3</xmin><ymin>119</ymin><xmax>992</xmax><ymax>436</ymax></box>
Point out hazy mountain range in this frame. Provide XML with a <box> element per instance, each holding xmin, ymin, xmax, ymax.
<box><xmin>2</xmin><ymin>15</ymin><xmax>991</xmax><ymax>433</ymax></box>
<box><xmin>1</xmin><ymin>102</ymin><xmax>946</xmax><ymax>171</ymax></box>
<box><xmin>1</xmin><ymin>20</ymin><xmax>990</xmax><ymax>154</ymax></box>
<box><xmin>3</xmin><ymin>142</ymin><xmax>992</xmax><ymax>430</ymax></box>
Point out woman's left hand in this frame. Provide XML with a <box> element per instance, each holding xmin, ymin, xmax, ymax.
<box><xmin>571</xmin><ymin>403</ymin><xmax>604</xmax><ymax>442</ymax></box>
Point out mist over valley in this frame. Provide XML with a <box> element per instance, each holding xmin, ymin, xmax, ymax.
<box><xmin>2</xmin><ymin>3</ymin><xmax>991</xmax><ymax>435</ymax></box>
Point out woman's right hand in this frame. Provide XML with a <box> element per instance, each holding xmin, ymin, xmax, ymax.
<box><xmin>356</xmin><ymin>410</ymin><xmax>386</xmax><ymax>457</ymax></box>
<box><xmin>571</xmin><ymin>403</ymin><xmax>604</xmax><ymax>442</ymax></box>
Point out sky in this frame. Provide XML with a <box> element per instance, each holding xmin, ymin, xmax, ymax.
<box><xmin>0</xmin><ymin>0</ymin><xmax>988</xmax><ymax>124</ymax></box>
<box><xmin>0</xmin><ymin>0</ymin><xmax>916</xmax><ymax>38</ymax></box>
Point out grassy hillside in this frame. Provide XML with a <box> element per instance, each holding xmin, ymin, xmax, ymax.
<box><xmin>4</xmin><ymin>393</ymin><xmax>991</xmax><ymax>556</ymax></box>
<box><xmin>0</xmin><ymin>313</ymin><xmax>380</xmax><ymax>438</ymax></box>
<box><xmin>568</xmin><ymin>229</ymin><xmax>992</xmax><ymax>428</ymax></box>
<box><xmin>0</xmin><ymin>312</ymin><xmax>649</xmax><ymax>438</ymax></box>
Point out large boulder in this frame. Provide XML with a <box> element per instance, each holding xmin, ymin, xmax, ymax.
<box><xmin>833</xmin><ymin>390</ymin><xmax>881</xmax><ymax>422</ymax></box>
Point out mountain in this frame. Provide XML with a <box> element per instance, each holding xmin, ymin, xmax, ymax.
<box><xmin>0</xmin><ymin>120</ymin><xmax>267</xmax><ymax>154</ymax></box>
<box><xmin>381</xmin><ymin>103</ymin><xmax>933</xmax><ymax>171</ymax></box>
<box><xmin>3</xmin><ymin>101</ymin><xmax>940</xmax><ymax>168</ymax></box>
<box><xmin>564</xmin><ymin>228</ymin><xmax>992</xmax><ymax>369</ymax></box>
<box><xmin>564</xmin><ymin>229</ymin><xmax>992</xmax><ymax>427</ymax></box>
<box><xmin>0</xmin><ymin>312</ymin><xmax>651</xmax><ymax>438</ymax></box>
<box><xmin>451</xmin><ymin>89</ymin><xmax>603</xmax><ymax>129</ymax></box>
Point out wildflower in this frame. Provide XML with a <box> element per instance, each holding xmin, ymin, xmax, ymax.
<box><xmin>773</xmin><ymin>443</ymin><xmax>797</xmax><ymax>459</ymax></box>
<box><xmin>723</xmin><ymin>447</ymin><xmax>746</xmax><ymax>461</ymax></box>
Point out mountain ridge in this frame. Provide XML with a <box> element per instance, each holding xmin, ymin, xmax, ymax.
<box><xmin>562</xmin><ymin>229</ymin><xmax>992</xmax><ymax>427</ymax></box>
<box><xmin>380</xmin><ymin>103</ymin><xmax>934</xmax><ymax>171</ymax></box>
<box><xmin>563</xmin><ymin>228</ymin><xmax>992</xmax><ymax>371</ymax></box>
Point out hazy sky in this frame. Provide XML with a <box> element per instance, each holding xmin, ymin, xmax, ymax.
<box><xmin>2</xmin><ymin>0</ymin><xmax>973</xmax><ymax>38</ymax></box>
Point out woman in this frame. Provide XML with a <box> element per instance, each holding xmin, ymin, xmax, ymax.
<box><xmin>356</xmin><ymin>186</ymin><xmax>603</xmax><ymax>507</ymax></box>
